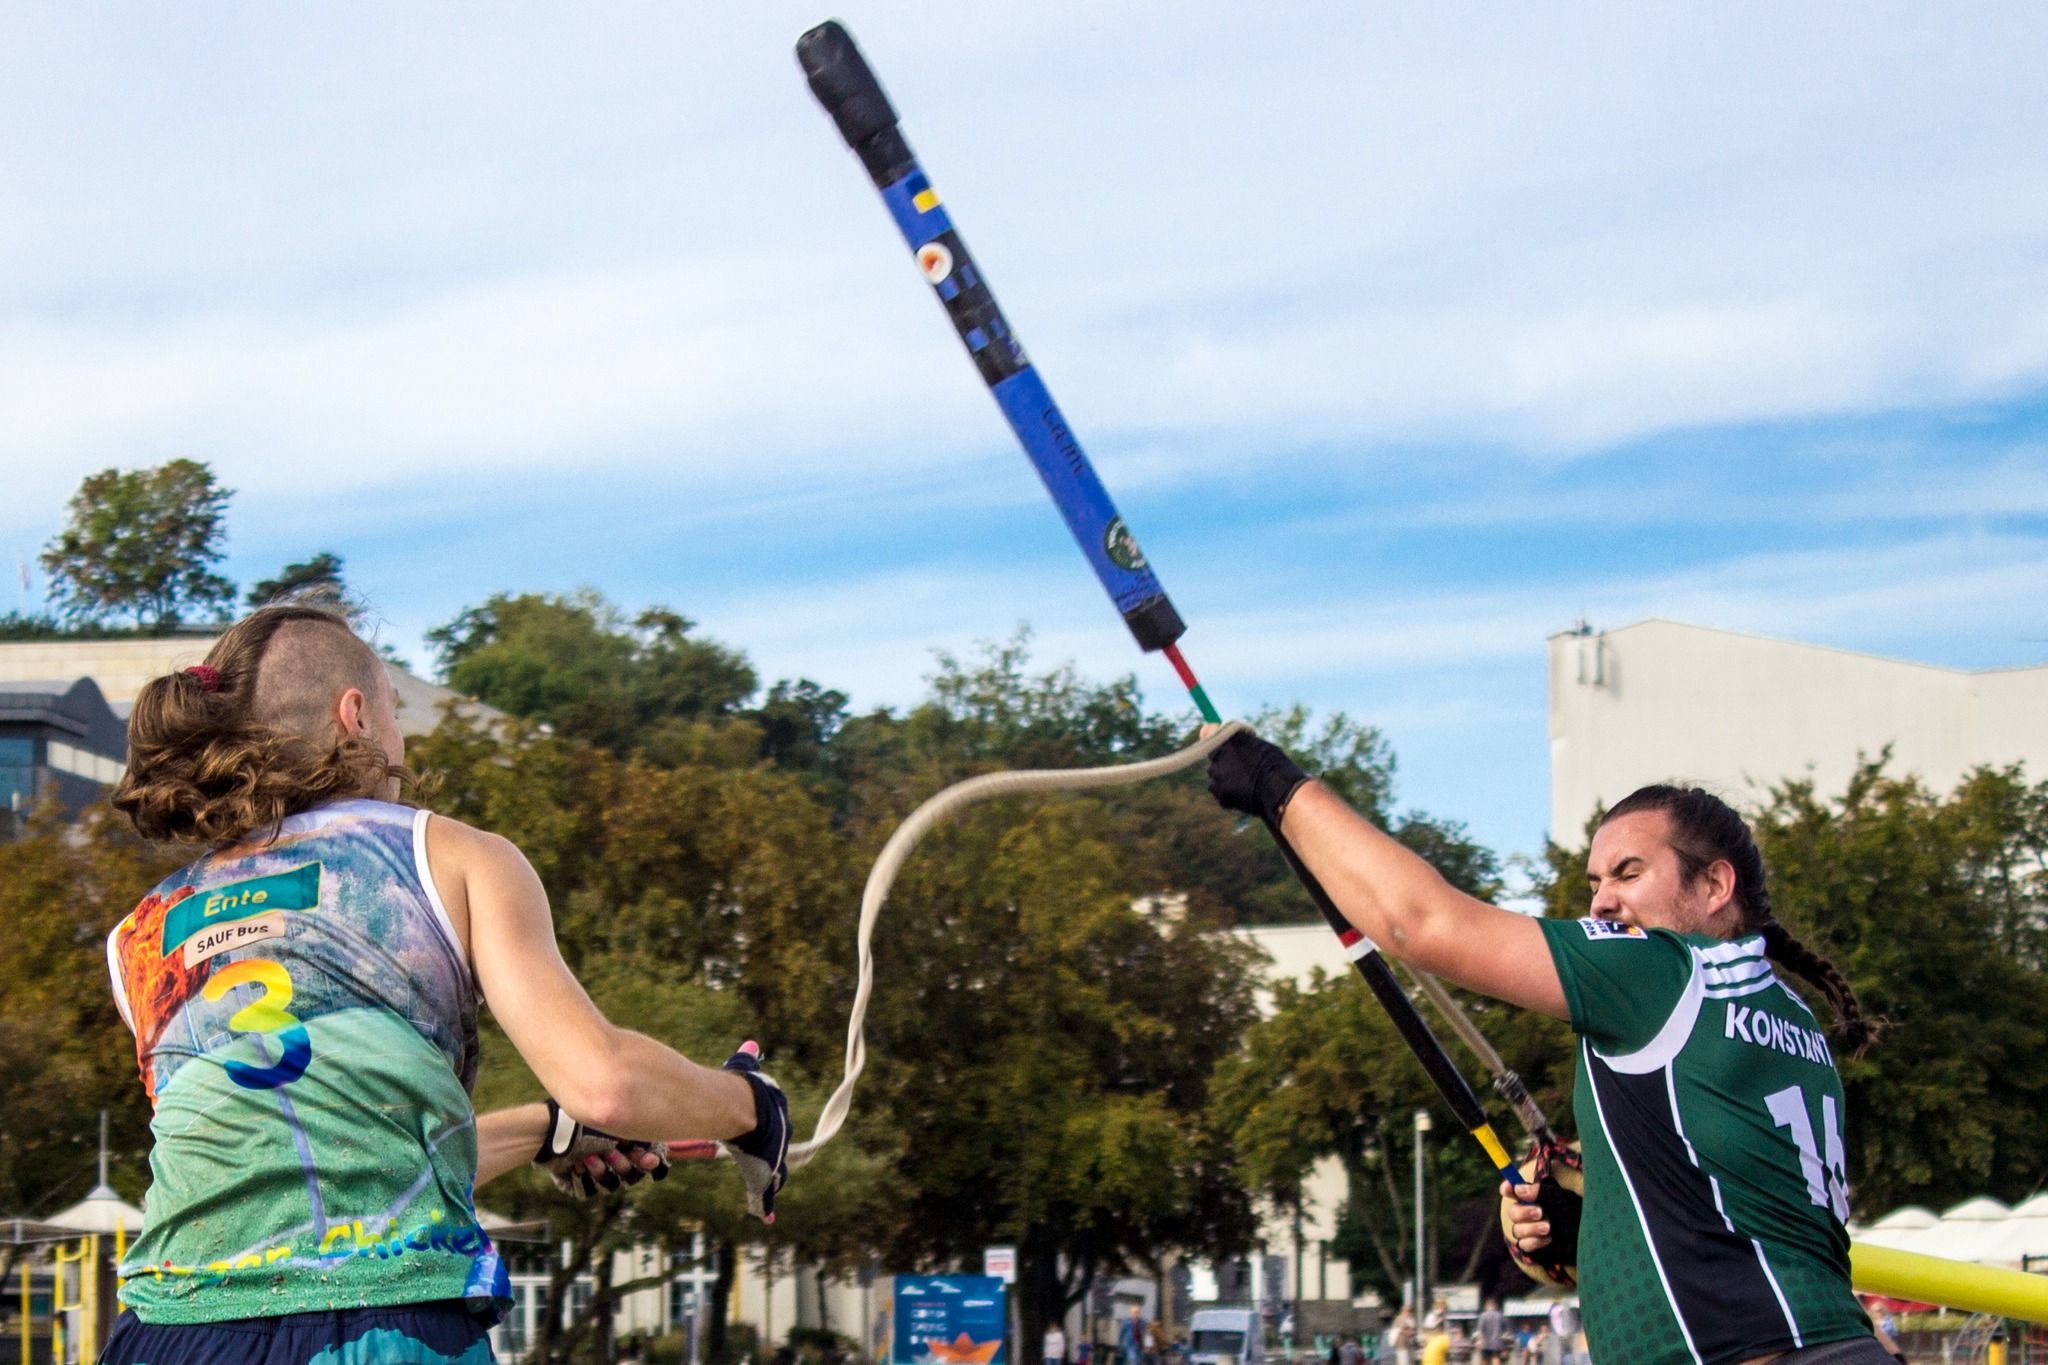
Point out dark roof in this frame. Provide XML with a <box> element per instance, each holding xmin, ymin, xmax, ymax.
<box><xmin>0</xmin><ymin>678</ymin><xmax>127</xmax><ymax>759</ymax></box>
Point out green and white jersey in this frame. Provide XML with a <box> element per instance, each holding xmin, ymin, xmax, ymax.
<box><xmin>1539</xmin><ymin>917</ymin><xmax>1869</xmax><ymax>1365</ymax></box>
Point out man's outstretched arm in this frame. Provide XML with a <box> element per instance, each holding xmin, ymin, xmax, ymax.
<box><xmin>1209</xmin><ymin>732</ymin><xmax>1569</xmax><ymax>1017</ymax></box>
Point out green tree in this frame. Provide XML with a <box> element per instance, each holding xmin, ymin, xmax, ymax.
<box><xmin>741</xmin><ymin>792</ymin><xmax>1263</xmax><ymax>1365</ymax></box>
<box><xmin>427</xmin><ymin>591</ymin><xmax>758</xmax><ymax>758</ymax></box>
<box><xmin>0</xmin><ymin>803</ymin><xmax>181</xmax><ymax>1224</ymax></box>
<box><xmin>1213</xmin><ymin>970</ymin><xmax>1575</xmax><ymax>1306</ymax></box>
<box><xmin>41</xmin><ymin>459</ymin><xmax>236</xmax><ymax>630</ymax></box>
<box><xmin>469</xmin><ymin>960</ymin><xmax>892</xmax><ymax>1365</ymax></box>
<box><xmin>412</xmin><ymin>630</ymin><xmax>1282</xmax><ymax>1365</ymax></box>
<box><xmin>1753</xmin><ymin>759</ymin><xmax>2048</xmax><ymax>1213</ymax></box>
<box><xmin>248</xmin><ymin>551</ymin><xmax>346</xmax><ymax>609</ymax></box>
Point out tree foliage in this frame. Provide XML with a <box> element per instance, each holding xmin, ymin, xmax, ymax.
<box><xmin>1212</xmin><ymin>970</ymin><xmax>1575</xmax><ymax>1306</ymax></box>
<box><xmin>411</xmin><ymin>629</ymin><xmax>1275</xmax><ymax>1362</ymax></box>
<box><xmin>248</xmin><ymin>551</ymin><xmax>347</xmax><ymax>609</ymax></box>
<box><xmin>0</xmin><ymin>805</ymin><xmax>181</xmax><ymax>1219</ymax></box>
<box><xmin>427</xmin><ymin>591</ymin><xmax>759</xmax><ymax>759</ymax></box>
<box><xmin>40</xmin><ymin>459</ymin><xmax>236</xmax><ymax>630</ymax></box>
<box><xmin>1752</xmin><ymin>759</ymin><xmax>2048</xmax><ymax>1214</ymax></box>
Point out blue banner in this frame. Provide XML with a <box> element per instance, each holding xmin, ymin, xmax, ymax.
<box><xmin>894</xmin><ymin>1275</ymin><xmax>1007</xmax><ymax>1365</ymax></box>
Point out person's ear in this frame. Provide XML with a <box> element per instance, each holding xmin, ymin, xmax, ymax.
<box><xmin>1704</xmin><ymin>858</ymin><xmax>1740</xmax><ymax>918</ymax></box>
<box><xmin>335</xmin><ymin>686</ymin><xmax>369</xmax><ymax>737</ymax></box>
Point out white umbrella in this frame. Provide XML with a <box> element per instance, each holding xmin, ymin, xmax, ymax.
<box><xmin>45</xmin><ymin>1185</ymin><xmax>144</xmax><ymax>1236</ymax></box>
<box><xmin>1910</xmin><ymin>1197</ymin><xmax>2010</xmax><ymax>1264</ymax></box>
<box><xmin>1977</xmin><ymin>1193</ymin><xmax>2048</xmax><ymax>1269</ymax></box>
<box><xmin>1855</xmin><ymin>1205</ymin><xmax>1939</xmax><ymax>1251</ymax></box>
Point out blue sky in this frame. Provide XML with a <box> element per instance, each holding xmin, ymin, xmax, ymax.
<box><xmin>4</xmin><ymin>3</ymin><xmax>2048</xmax><ymax>858</ymax></box>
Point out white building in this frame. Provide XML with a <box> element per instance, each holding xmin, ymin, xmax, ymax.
<box><xmin>1549</xmin><ymin>618</ymin><xmax>2048</xmax><ymax>838</ymax></box>
<box><xmin>0</xmin><ymin>636</ymin><xmax>496</xmax><ymax>738</ymax></box>
<box><xmin>1229</xmin><ymin>926</ymin><xmax>1366</xmax><ymax>1308</ymax></box>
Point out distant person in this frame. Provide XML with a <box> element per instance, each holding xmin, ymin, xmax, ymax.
<box><xmin>1120</xmin><ymin>1306</ymin><xmax>1147</xmax><ymax>1365</ymax></box>
<box><xmin>1207</xmin><ymin>735</ymin><xmax>1893</xmax><ymax>1364</ymax></box>
<box><xmin>1046</xmin><ymin>1323</ymin><xmax>1068</xmax><ymax>1365</ymax></box>
<box><xmin>99</xmin><ymin>605</ymin><xmax>790</xmax><ymax>1365</ymax></box>
<box><xmin>1389</xmin><ymin>1307</ymin><xmax>1416</xmax><ymax>1365</ymax></box>
<box><xmin>1474</xmin><ymin>1301</ymin><xmax>1507</xmax><ymax>1365</ymax></box>
<box><xmin>1338</xmin><ymin>1336</ymin><xmax>1364</xmax><ymax>1365</ymax></box>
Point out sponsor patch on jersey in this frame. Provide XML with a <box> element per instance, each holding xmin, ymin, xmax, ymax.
<box><xmin>161</xmin><ymin>862</ymin><xmax>321</xmax><ymax>954</ymax></box>
<box><xmin>182</xmin><ymin>910</ymin><xmax>287</xmax><ymax>968</ymax></box>
<box><xmin>1578</xmin><ymin>916</ymin><xmax>1646</xmax><ymax>940</ymax></box>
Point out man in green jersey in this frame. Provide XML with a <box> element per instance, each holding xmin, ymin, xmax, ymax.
<box><xmin>1206</xmin><ymin>735</ymin><xmax>1887</xmax><ymax>1365</ymax></box>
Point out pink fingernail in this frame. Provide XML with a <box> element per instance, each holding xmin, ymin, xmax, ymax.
<box><xmin>741</xmin><ymin>1040</ymin><xmax>761</xmax><ymax>1057</ymax></box>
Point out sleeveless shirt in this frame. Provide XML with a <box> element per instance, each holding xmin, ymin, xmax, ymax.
<box><xmin>106</xmin><ymin>798</ymin><xmax>508</xmax><ymax>1323</ymax></box>
<box><xmin>1540</xmin><ymin>917</ymin><xmax>1870</xmax><ymax>1365</ymax></box>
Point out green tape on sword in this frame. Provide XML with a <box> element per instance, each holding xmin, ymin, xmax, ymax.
<box><xmin>795</xmin><ymin>18</ymin><xmax>1517</xmax><ymax>1182</ymax></box>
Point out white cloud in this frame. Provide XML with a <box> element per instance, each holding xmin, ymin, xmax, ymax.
<box><xmin>5</xmin><ymin>1</ymin><xmax>2048</xmax><ymax>519</ymax></box>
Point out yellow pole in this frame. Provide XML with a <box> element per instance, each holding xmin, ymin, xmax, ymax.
<box><xmin>51</xmin><ymin>1238</ymin><xmax>85</xmax><ymax>1365</ymax></box>
<box><xmin>1850</xmin><ymin>1241</ymin><xmax>2048</xmax><ymax>1323</ymax></box>
<box><xmin>1987</xmin><ymin>1340</ymin><xmax>2006</xmax><ymax>1365</ymax></box>
<box><xmin>80</xmin><ymin>1234</ymin><xmax>96</xmax><ymax>1364</ymax></box>
<box><xmin>18</xmin><ymin>1260</ymin><xmax>27</xmax><ymax>1365</ymax></box>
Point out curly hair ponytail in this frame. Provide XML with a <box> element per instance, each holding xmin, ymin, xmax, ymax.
<box><xmin>1601</xmin><ymin>784</ymin><xmax>1880</xmax><ymax>1058</ymax></box>
<box><xmin>113</xmin><ymin>605</ymin><xmax>417</xmax><ymax>847</ymax></box>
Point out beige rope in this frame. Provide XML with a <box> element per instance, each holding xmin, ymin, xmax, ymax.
<box><xmin>787</xmin><ymin>720</ymin><xmax>1252</xmax><ymax>1167</ymax></box>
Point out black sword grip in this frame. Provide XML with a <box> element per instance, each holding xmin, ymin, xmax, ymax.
<box><xmin>1262</xmin><ymin>816</ymin><xmax>1494</xmax><ymax>1136</ymax></box>
<box><xmin>797</xmin><ymin>21</ymin><xmax>899</xmax><ymax>147</ymax></box>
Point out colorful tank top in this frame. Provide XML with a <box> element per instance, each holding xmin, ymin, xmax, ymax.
<box><xmin>106</xmin><ymin>799</ymin><xmax>508</xmax><ymax>1324</ymax></box>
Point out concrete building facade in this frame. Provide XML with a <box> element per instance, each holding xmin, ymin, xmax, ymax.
<box><xmin>0</xmin><ymin>678</ymin><xmax>128</xmax><ymax>831</ymax></box>
<box><xmin>0</xmin><ymin>637</ymin><xmax>497</xmax><ymax>738</ymax></box>
<box><xmin>1548</xmin><ymin>618</ymin><xmax>2048</xmax><ymax>839</ymax></box>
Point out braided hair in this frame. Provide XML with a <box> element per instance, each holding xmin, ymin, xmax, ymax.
<box><xmin>1601</xmin><ymin>785</ymin><xmax>1880</xmax><ymax>1058</ymax></box>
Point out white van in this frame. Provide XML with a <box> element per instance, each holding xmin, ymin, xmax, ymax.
<box><xmin>1187</xmin><ymin>1308</ymin><xmax>1263</xmax><ymax>1365</ymax></box>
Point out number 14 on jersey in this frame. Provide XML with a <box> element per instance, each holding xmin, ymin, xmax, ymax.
<box><xmin>1767</xmin><ymin>1084</ymin><xmax>1849</xmax><ymax>1220</ymax></box>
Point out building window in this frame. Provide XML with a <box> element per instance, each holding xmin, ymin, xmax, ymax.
<box><xmin>47</xmin><ymin>741</ymin><xmax>122</xmax><ymax>785</ymax></box>
<box><xmin>505</xmin><ymin>1283</ymin><xmax>531</xmax><ymax>1359</ymax></box>
<box><xmin>566</xmin><ymin>1278</ymin><xmax>593</xmax><ymax>1328</ymax></box>
<box><xmin>0</xmin><ymin>737</ymin><xmax>33</xmax><ymax>813</ymax></box>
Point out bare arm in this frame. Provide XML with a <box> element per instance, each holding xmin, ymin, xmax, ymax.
<box><xmin>472</xmin><ymin>1103</ymin><xmax>668</xmax><ymax>1188</ymax></box>
<box><xmin>475</xmin><ymin>1103</ymin><xmax>550</xmax><ymax>1186</ymax></box>
<box><xmin>427</xmin><ymin>815</ymin><xmax>757</xmax><ymax>1140</ymax></box>
<box><xmin>1280</xmin><ymin>782</ymin><xmax>1569</xmax><ymax>1018</ymax></box>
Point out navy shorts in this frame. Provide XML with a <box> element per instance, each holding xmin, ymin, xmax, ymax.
<box><xmin>100</xmin><ymin>1299</ymin><xmax>494</xmax><ymax>1365</ymax></box>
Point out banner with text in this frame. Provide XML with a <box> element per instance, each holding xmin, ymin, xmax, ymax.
<box><xmin>894</xmin><ymin>1275</ymin><xmax>1008</xmax><ymax>1365</ymax></box>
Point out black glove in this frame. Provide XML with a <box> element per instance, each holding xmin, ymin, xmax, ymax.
<box><xmin>720</xmin><ymin>1043</ymin><xmax>790</xmax><ymax>1223</ymax></box>
<box><xmin>1207</xmin><ymin>731</ymin><xmax>1310</xmax><ymax>826</ymax></box>
<box><xmin>1521</xmin><ymin>1171</ymin><xmax>1583</xmax><ymax>1271</ymax></box>
<box><xmin>533</xmin><ymin>1098</ymin><xmax>670</xmax><ymax>1198</ymax></box>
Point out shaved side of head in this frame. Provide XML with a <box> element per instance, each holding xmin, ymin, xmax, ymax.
<box><xmin>252</xmin><ymin>617</ymin><xmax>387</xmax><ymax>743</ymax></box>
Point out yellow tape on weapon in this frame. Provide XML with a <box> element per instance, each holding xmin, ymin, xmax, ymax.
<box><xmin>1851</xmin><ymin>1241</ymin><xmax>2048</xmax><ymax>1324</ymax></box>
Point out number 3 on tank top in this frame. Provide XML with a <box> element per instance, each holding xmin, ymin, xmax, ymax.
<box><xmin>1766</xmin><ymin>1084</ymin><xmax>1849</xmax><ymax>1220</ymax></box>
<box><xmin>201</xmin><ymin>959</ymin><xmax>313</xmax><ymax>1089</ymax></box>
